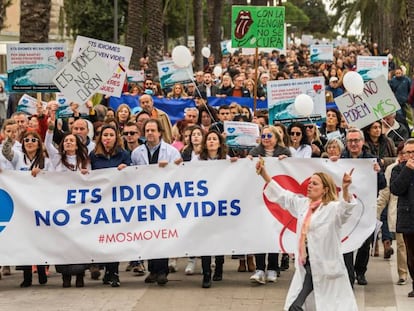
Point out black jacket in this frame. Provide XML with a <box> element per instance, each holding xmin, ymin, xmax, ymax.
<box><xmin>390</xmin><ymin>162</ymin><xmax>414</xmax><ymax>233</ymax></box>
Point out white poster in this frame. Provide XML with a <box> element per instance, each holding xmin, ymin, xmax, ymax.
<box><xmin>72</xmin><ymin>36</ymin><xmax>133</xmax><ymax>97</ymax></box>
<box><xmin>267</xmin><ymin>77</ymin><xmax>326</xmax><ymax>125</ymax></box>
<box><xmin>310</xmin><ymin>44</ymin><xmax>334</xmax><ymax>63</ymax></box>
<box><xmin>6</xmin><ymin>43</ymin><xmax>67</xmax><ymax>92</ymax></box>
<box><xmin>224</xmin><ymin>121</ymin><xmax>260</xmax><ymax>148</ymax></box>
<box><xmin>53</xmin><ymin>46</ymin><xmax>113</xmax><ymax>104</ymax></box>
<box><xmin>0</xmin><ymin>158</ymin><xmax>376</xmax><ymax>265</ymax></box>
<box><xmin>335</xmin><ymin>75</ymin><xmax>400</xmax><ymax>129</ymax></box>
<box><xmin>357</xmin><ymin>56</ymin><xmax>389</xmax><ymax>82</ymax></box>
<box><xmin>157</xmin><ymin>60</ymin><xmax>194</xmax><ymax>89</ymax></box>
<box><xmin>16</xmin><ymin>94</ymin><xmax>47</xmax><ymax>115</ymax></box>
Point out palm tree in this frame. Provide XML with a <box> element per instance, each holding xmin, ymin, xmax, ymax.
<box><xmin>207</xmin><ymin>0</ymin><xmax>224</xmax><ymax>63</ymax></box>
<box><xmin>126</xmin><ymin>0</ymin><xmax>144</xmax><ymax>69</ymax></box>
<box><xmin>145</xmin><ymin>0</ymin><xmax>164</xmax><ymax>76</ymax></box>
<box><xmin>193</xmin><ymin>0</ymin><xmax>203</xmax><ymax>71</ymax></box>
<box><xmin>20</xmin><ymin>0</ymin><xmax>51</xmax><ymax>42</ymax></box>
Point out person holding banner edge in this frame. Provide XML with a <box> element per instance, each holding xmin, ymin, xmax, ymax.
<box><xmin>255</xmin><ymin>157</ymin><xmax>357</xmax><ymax>310</ymax></box>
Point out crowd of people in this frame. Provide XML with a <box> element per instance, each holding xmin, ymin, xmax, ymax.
<box><xmin>1</xmin><ymin>40</ymin><xmax>414</xmax><ymax>309</ymax></box>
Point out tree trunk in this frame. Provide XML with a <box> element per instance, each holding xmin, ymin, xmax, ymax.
<box><xmin>193</xmin><ymin>0</ymin><xmax>203</xmax><ymax>71</ymax></box>
<box><xmin>407</xmin><ymin>0</ymin><xmax>414</xmax><ymax>73</ymax></box>
<box><xmin>145</xmin><ymin>0</ymin><xmax>164</xmax><ymax>79</ymax></box>
<box><xmin>126</xmin><ymin>0</ymin><xmax>144</xmax><ymax>69</ymax></box>
<box><xmin>207</xmin><ymin>0</ymin><xmax>223</xmax><ymax>64</ymax></box>
<box><xmin>20</xmin><ymin>0</ymin><xmax>51</xmax><ymax>43</ymax></box>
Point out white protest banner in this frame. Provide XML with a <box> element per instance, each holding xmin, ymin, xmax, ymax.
<box><xmin>0</xmin><ymin>158</ymin><xmax>376</xmax><ymax>265</ymax></box>
<box><xmin>16</xmin><ymin>94</ymin><xmax>46</xmax><ymax>115</ymax></box>
<box><xmin>357</xmin><ymin>55</ymin><xmax>388</xmax><ymax>82</ymax></box>
<box><xmin>6</xmin><ymin>43</ymin><xmax>67</xmax><ymax>92</ymax></box>
<box><xmin>157</xmin><ymin>60</ymin><xmax>194</xmax><ymax>89</ymax></box>
<box><xmin>267</xmin><ymin>77</ymin><xmax>326</xmax><ymax>125</ymax></box>
<box><xmin>224</xmin><ymin>121</ymin><xmax>260</xmax><ymax>148</ymax></box>
<box><xmin>72</xmin><ymin>36</ymin><xmax>133</xmax><ymax>97</ymax></box>
<box><xmin>52</xmin><ymin>46</ymin><xmax>113</xmax><ymax>104</ymax></box>
<box><xmin>335</xmin><ymin>75</ymin><xmax>400</xmax><ymax>129</ymax></box>
<box><xmin>310</xmin><ymin>44</ymin><xmax>334</xmax><ymax>63</ymax></box>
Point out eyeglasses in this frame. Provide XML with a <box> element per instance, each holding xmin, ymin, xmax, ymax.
<box><xmin>123</xmin><ymin>131</ymin><xmax>138</xmax><ymax>136</ymax></box>
<box><xmin>261</xmin><ymin>133</ymin><xmax>273</xmax><ymax>139</ymax></box>
<box><xmin>305</xmin><ymin>125</ymin><xmax>314</xmax><ymax>129</ymax></box>
<box><xmin>347</xmin><ymin>138</ymin><xmax>361</xmax><ymax>144</ymax></box>
<box><xmin>23</xmin><ymin>137</ymin><xmax>39</xmax><ymax>143</ymax></box>
<box><xmin>290</xmin><ymin>132</ymin><xmax>302</xmax><ymax>136</ymax></box>
<box><xmin>403</xmin><ymin>150</ymin><xmax>414</xmax><ymax>155</ymax></box>
<box><xmin>145</xmin><ymin>83</ymin><xmax>153</xmax><ymax>86</ymax></box>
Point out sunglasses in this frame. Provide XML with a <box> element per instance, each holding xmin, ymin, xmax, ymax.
<box><xmin>290</xmin><ymin>132</ymin><xmax>302</xmax><ymax>136</ymax></box>
<box><xmin>23</xmin><ymin>137</ymin><xmax>39</xmax><ymax>143</ymax></box>
<box><xmin>305</xmin><ymin>125</ymin><xmax>314</xmax><ymax>129</ymax></box>
<box><xmin>123</xmin><ymin>131</ymin><xmax>138</xmax><ymax>136</ymax></box>
<box><xmin>261</xmin><ymin>133</ymin><xmax>273</xmax><ymax>139</ymax></box>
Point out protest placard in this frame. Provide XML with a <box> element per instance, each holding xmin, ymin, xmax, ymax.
<box><xmin>310</xmin><ymin>44</ymin><xmax>334</xmax><ymax>63</ymax></box>
<box><xmin>224</xmin><ymin>121</ymin><xmax>260</xmax><ymax>148</ymax></box>
<box><xmin>267</xmin><ymin>77</ymin><xmax>326</xmax><ymax>125</ymax></box>
<box><xmin>16</xmin><ymin>94</ymin><xmax>46</xmax><ymax>115</ymax></box>
<box><xmin>72</xmin><ymin>36</ymin><xmax>132</xmax><ymax>97</ymax></box>
<box><xmin>6</xmin><ymin>43</ymin><xmax>67</xmax><ymax>92</ymax></box>
<box><xmin>157</xmin><ymin>60</ymin><xmax>194</xmax><ymax>89</ymax></box>
<box><xmin>335</xmin><ymin>75</ymin><xmax>400</xmax><ymax>129</ymax></box>
<box><xmin>53</xmin><ymin>45</ymin><xmax>113</xmax><ymax>104</ymax></box>
<box><xmin>357</xmin><ymin>55</ymin><xmax>389</xmax><ymax>82</ymax></box>
<box><xmin>231</xmin><ymin>6</ymin><xmax>285</xmax><ymax>48</ymax></box>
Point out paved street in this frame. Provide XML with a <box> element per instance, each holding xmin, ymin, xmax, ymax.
<box><xmin>0</xmin><ymin>250</ymin><xmax>412</xmax><ymax>311</ymax></box>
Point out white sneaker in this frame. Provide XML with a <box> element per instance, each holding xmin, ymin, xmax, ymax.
<box><xmin>185</xmin><ymin>258</ymin><xmax>196</xmax><ymax>275</ymax></box>
<box><xmin>168</xmin><ymin>258</ymin><xmax>178</xmax><ymax>273</ymax></box>
<box><xmin>266</xmin><ymin>270</ymin><xmax>277</xmax><ymax>282</ymax></box>
<box><xmin>250</xmin><ymin>270</ymin><xmax>266</xmax><ymax>284</ymax></box>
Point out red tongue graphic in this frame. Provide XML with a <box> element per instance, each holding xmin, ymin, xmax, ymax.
<box><xmin>235</xmin><ymin>10</ymin><xmax>253</xmax><ymax>40</ymax></box>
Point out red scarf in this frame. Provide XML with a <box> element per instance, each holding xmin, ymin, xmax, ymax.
<box><xmin>298</xmin><ymin>200</ymin><xmax>321</xmax><ymax>266</ymax></box>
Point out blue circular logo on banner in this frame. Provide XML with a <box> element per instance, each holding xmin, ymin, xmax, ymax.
<box><xmin>0</xmin><ymin>189</ymin><xmax>14</xmax><ymax>233</ymax></box>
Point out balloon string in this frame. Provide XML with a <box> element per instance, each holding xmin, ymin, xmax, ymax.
<box><xmin>185</xmin><ymin>68</ymin><xmax>218</xmax><ymax>125</ymax></box>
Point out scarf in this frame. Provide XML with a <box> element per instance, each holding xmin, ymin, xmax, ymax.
<box><xmin>298</xmin><ymin>200</ymin><xmax>321</xmax><ymax>266</ymax></box>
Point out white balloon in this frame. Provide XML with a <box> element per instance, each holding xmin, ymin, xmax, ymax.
<box><xmin>201</xmin><ymin>47</ymin><xmax>211</xmax><ymax>58</ymax></box>
<box><xmin>213</xmin><ymin>66</ymin><xmax>222</xmax><ymax>77</ymax></box>
<box><xmin>171</xmin><ymin>45</ymin><xmax>192</xmax><ymax>68</ymax></box>
<box><xmin>343</xmin><ymin>71</ymin><xmax>364</xmax><ymax>95</ymax></box>
<box><xmin>294</xmin><ymin>94</ymin><xmax>314</xmax><ymax>116</ymax></box>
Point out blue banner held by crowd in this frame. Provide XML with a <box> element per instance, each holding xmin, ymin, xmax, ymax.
<box><xmin>109</xmin><ymin>95</ymin><xmax>268</xmax><ymax>125</ymax></box>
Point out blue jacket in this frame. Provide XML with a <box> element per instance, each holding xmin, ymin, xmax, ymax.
<box><xmin>89</xmin><ymin>148</ymin><xmax>131</xmax><ymax>170</ymax></box>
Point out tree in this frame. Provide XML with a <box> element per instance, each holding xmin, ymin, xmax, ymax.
<box><xmin>193</xmin><ymin>0</ymin><xmax>203</xmax><ymax>71</ymax></box>
<box><xmin>20</xmin><ymin>0</ymin><xmax>51</xmax><ymax>42</ymax></box>
<box><xmin>64</xmin><ymin>0</ymin><xmax>128</xmax><ymax>42</ymax></box>
<box><xmin>146</xmin><ymin>0</ymin><xmax>164</xmax><ymax>76</ymax></box>
<box><xmin>207</xmin><ymin>0</ymin><xmax>224</xmax><ymax>63</ymax></box>
<box><xmin>407</xmin><ymin>0</ymin><xmax>414</xmax><ymax>71</ymax></box>
<box><xmin>126</xmin><ymin>0</ymin><xmax>144</xmax><ymax>69</ymax></box>
<box><xmin>290</xmin><ymin>0</ymin><xmax>329</xmax><ymax>35</ymax></box>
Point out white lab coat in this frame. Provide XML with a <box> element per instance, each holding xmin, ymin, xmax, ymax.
<box><xmin>264</xmin><ymin>180</ymin><xmax>358</xmax><ymax>311</ymax></box>
<box><xmin>131</xmin><ymin>140</ymin><xmax>181</xmax><ymax>165</ymax></box>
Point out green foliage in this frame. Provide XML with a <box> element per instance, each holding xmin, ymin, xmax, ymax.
<box><xmin>288</xmin><ymin>0</ymin><xmax>330</xmax><ymax>35</ymax></box>
<box><xmin>284</xmin><ymin>2</ymin><xmax>310</xmax><ymax>30</ymax></box>
<box><xmin>64</xmin><ymin>0</ymin><xmax>128</xmax><ymax>42</ymax></box>
<box><xmin>164</xmin><ymin>0</ymin><xmax>188</xmax><ymax>39</ymax></box>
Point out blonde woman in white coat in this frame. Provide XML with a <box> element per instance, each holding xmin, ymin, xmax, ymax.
<box><xmin>256</xmin><ymin>158</ymin><xmax>358</xmax><ymax>311</ymax></box>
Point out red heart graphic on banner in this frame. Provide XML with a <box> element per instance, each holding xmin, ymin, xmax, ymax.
<box><xmin>313</xmin><ymin>84</ymin><xmax>322</xmax><ymax>92</ymax></box>
<box><xmin>382</xmin><ymin>60</ymin><xmax>387</xmax><ymax>66</ymax></box>
<box><xmin>55</xmin><ymin>51</ymin><xmax>65</xmax><ymax>60</ymax></box>
<box><xmin>263</xmin><ymin>175</ymin><xmax>310</xmax><ymax>234</ymax></box>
